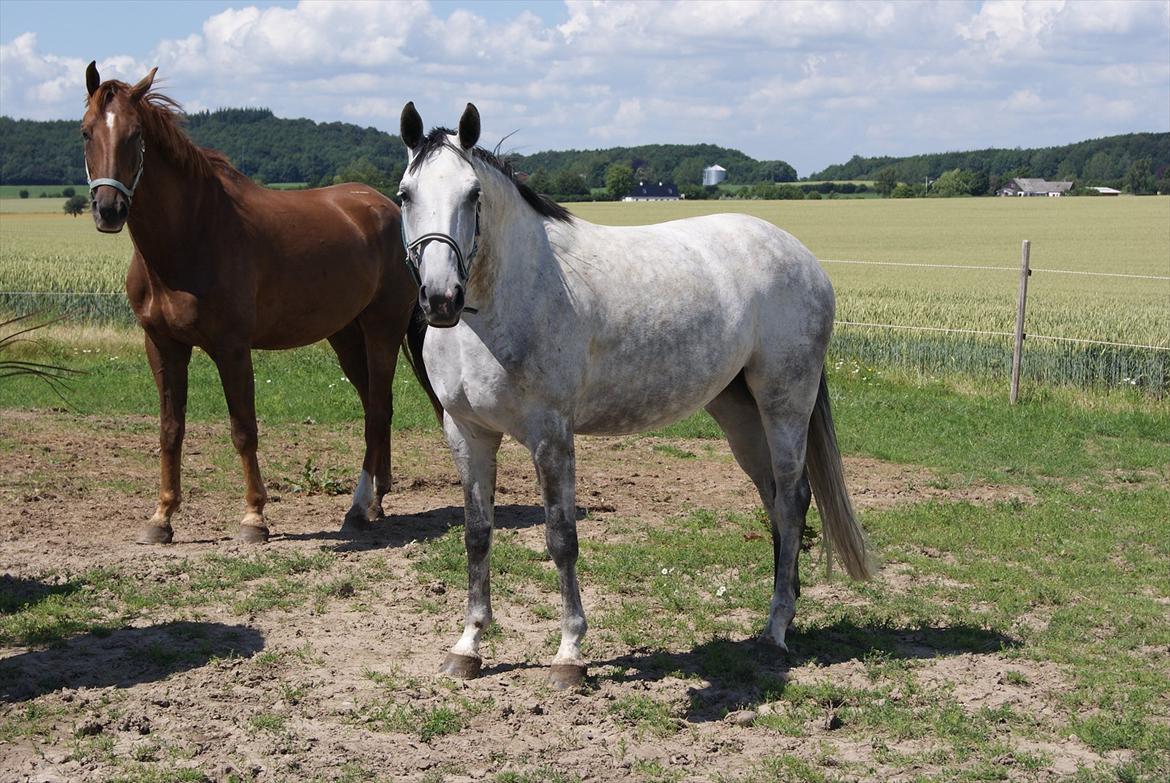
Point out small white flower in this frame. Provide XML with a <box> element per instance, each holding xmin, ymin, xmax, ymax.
<box><xmin>716</xmin><ymin>586</ymin><xmax>726</xmax><ymax>597</ymax></box>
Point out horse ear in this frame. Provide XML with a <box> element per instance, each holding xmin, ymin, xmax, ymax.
<box><xmin>130</xmin><ymin>67</ymin><xmax>158</xmax><ymax>101</ymax></box>
<box><xmin>86</xmin><ymin>61</ymin><xmax>100</xmax><ymax>97</ymax></box>
<box><xmin>458</xmin><ymin>103</ymin><xmax>480</xmax><ymax>150</ymax></box>
<box><xmin>401</xmin><ymin>102</ymin><xmax>423</xmax><ymax>150</ymax></box>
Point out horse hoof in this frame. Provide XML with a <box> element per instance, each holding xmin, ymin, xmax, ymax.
<box><xmin>756</xmin><ymin>632</ymin><xmax>789</xmax><ymax>654</ymax></box>
<box><xmin>549</xmin><ymin>662</ymin><xmax>587</xmax><ymax>690</ymax></box>
<box><xmin>136</xmin><ymin>525</ymin><xmax>173</xmax><ymax>545</ymax></box>
<box><xmin>236</xmin><ymin>524</ymin><xmax>270</xmax><ymax>544</ymax></box>
<box><xmin>439</xmin><ymin>653</ymin><xmax>482</xmax><ymax>679</ymax></box>
<box><xmin>341</xmin><ymin>511</ymin><xmax>374</xmax><ymax>532</ymax></box>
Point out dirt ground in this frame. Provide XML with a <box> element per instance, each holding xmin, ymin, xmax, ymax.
<box><xmin>1</xmin><ymin>410</ymin><xmax>1114</xmax><ymax>782</ymax></box>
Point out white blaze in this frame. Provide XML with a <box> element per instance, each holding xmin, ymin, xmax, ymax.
<box><xmin>105</xmin><ymin>111</ymin><xmax>116</xmax><ymax>130</ymax></box>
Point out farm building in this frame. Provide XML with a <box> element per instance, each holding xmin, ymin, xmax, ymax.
<box><xmin>623</xmin><ymin>181</ymin><xmax>680</xmax><ymax>201</ymax></box>
<box><xmin>702</xmin><ymin>164</ymin><xmax>727</xmax><ymax>186</ymax></box>
<box><xmin>997</xmin><ymin>178</ymin><xmax>1074</xmax><ymax>197</ymax></box>
<box><xmin>1090</xmin><ymin>186</ymin><xmax>1121</xmax><ymax>196</ymax></box>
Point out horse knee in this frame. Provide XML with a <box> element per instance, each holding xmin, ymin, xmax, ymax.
<box><xmin>545</xmin><ymin>516</ymin><xmax>579</xmax><ymax>568</ymax></box>
<box><xmin>464</xmin><ymin>522</ymin><xmax>492</xmax><ymax>559</ymax></box>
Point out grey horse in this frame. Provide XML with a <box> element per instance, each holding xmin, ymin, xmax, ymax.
<box><xmin>397</xmin><ymin>102</ymin><xmax>874</xmax><ymax>689</ymax></box>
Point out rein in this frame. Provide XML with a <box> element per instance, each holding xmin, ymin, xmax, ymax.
<box><xmin>400</xmin><ymin>202</ymin><xmax>481</xmax><ymax>313</ymax></box>
<box><xmin>86</xmin><ymin>139</ymin><xmax>146</xmax><ymax>202</ymax></box>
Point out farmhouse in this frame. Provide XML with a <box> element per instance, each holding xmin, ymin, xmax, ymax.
<box><xmin>997</xmin><ymin>178</ymin><xmax>1074</xmax><ymax>197</ymax></box>
<box><xmin>623</xmin><ymin>181</ymin><xmax>680</xmax><ymax>201</ymax></box>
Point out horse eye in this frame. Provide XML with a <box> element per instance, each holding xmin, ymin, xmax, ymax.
<box><xmin>468</xmin><ymin>188</ymin><xmax>481</xmax><ymax>203</ymax></box>
<box><xmin>397</xmin><ymin>191</ymin><xmax>410</xmax><ymax>204</ymax></box>
<box><xmin>81</xmin><ymin>129</ymin><xmax>91</xmax><ymax>141</ymax></box>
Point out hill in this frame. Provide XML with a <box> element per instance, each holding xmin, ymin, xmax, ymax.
<box><xmin>810</xmin><ymin>133</ymin><xmax>1170</xmax><ymax>186</ymax></box>
<box><xmin>0</xmin><ymin>109</ymin><xmax>793</xmax><ymax>190</ymax></box>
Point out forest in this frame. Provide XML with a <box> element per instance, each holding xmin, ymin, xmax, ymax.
<box><xmin>1</xmin><ymin>108</ymin><xmax>1165</xmax><ymax>196</ymax></box>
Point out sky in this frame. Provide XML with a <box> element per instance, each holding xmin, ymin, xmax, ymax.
<box><xmin>1</xmin><ymin>0</ymin><xmax>1167</xmax><ymax>176</ymax></box>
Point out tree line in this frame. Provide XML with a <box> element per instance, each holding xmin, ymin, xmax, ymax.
<box><xmin>0</xmin><ymin>108</ymin><xmax>794</xmax><ymax>196</ymax></box>
<box><xmin>812</xmin><ymin>132</ymin><xmax>1170</xmax><ymax>195</ymax></box>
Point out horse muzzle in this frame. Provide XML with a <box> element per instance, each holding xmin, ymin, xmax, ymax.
<box><xmin>420</xmin><ymin>284</ymin><xmax>465</xmax><ymax>328</ymax></box>
<box><xmin>91</xmin><ymin>186</ymin><xmax>129</xmax><ymax>233</ymax></box>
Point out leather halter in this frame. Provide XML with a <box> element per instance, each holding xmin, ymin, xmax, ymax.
<box><xmin>400</xmin><ymin>202</ymin><xmax>481</xmax><ymax>313</ymax></box>
<box><xmin>86</xmin><ymin>139</ymin><xmax>145</xmax><ymax>202</ymax></box>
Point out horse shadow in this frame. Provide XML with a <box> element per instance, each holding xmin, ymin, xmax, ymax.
<box><xmin>590</xmin><ymin>620</ymin><xmax>1020</xmax><ymax>723</ymax></box>
<box><xmin>0</xmin><ymin>619</ymin><xmax>265</xmax><ymax>703</ymax></box>
<box><xmin>277</xmin><ymin>503</ymin><xmax>587</xmax><ymax>553</ymax></box>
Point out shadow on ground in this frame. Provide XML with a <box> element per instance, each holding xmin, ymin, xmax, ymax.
<box><xmin>592</xmin><ymin>621</ymin><xmax>1020</xmax><ymax>722</ymax></box>
<box><xmin>278</xmin><ymin>503</ymin><xmax>587</xmax><ymax>552</ymax></box>
<box><xmin>0</xmin><ymin>620</ymin><xmax>265</xmax><ymax>702</ymax></box>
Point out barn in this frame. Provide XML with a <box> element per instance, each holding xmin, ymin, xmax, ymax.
<box><xmin>623</xmin><ymin>181</ymin><xmax>680</xmax><ymax>201</ymax></box>
<box><xmin>997</xmin><ymin>178</ymin><xmax>1074</xmax><ymax>197</ymax></box>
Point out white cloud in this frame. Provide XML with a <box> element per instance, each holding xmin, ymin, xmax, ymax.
<box><xmin>0</xmin><ymin>0</ymin><xmax>1166</xmax><ymax>174</ymax></box>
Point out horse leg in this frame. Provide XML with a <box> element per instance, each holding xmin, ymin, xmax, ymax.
<box><xmin>359</xmin><ymin>319</ymin><xmax>401</xmax><ymax>522</ymax></box>
<box><xmin>529</xmin><ymin>420</ymin><xmax>587</xmax><ymax>689</ymax></box>
<box><xmin>705</xmin><ymin>375</ymin><xmax>810</xmax><ymax>602</ymax></box>
<box><xmin>141</xmin><ymin>332</ymin><xmax>192</xmax><ymax>544</ymax></box>
<box><xmin>212</xmin><ymin>346</ymin><xmax>269</xmax><ymax>543</ymax></box>
<box><xmin>328</xmin><ymin>324</ymin><xmax>379</xmax><ymax>528</ymax></box>
<box><xmin>440</xmin><ymin>413</ymin><xmax>502</xmax><ymax>679</ymax></box>
<box><xmin>748</xmin><ymin>384</ymin><xmax>815</xmax><ymax>652</ymax></box>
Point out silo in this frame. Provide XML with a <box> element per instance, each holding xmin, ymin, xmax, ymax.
<box><xmin>702</xmin><ymin>164</ymin><xmax>727</xmax><ymax>187</ymax></box>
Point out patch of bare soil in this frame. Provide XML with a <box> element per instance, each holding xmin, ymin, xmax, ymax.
<box><xmin>0</xmin><ymin>411</ymin><xmax>1092</xmax><ymax>782</ymax></box>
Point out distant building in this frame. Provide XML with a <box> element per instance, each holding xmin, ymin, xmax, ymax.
<box><xmin>1089</xmin><ymin>186</ymin><xmax>1121</xmax><ymax>196</ymax></box>
<box><xmin>997</xmin><ymin>178</ymin><xmax>1074</xmax><ymax>197</ymax></box>
<box><xmin>702</xmin><ymin>164</ymin><xmax>727</xmax><ymax>187</ymax></box>
<box><xmin>623</xmin><ymin>181</ymin><xmax>679</xmax><ymax>201</ymax></box>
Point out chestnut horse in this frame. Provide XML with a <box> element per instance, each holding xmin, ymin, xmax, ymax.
<box><xmin>82</xmin><ymin>62</ymin><xmax>439</xmax><ymax>544</ymax></box>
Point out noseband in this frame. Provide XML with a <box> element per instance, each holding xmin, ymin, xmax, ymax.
<box><xmin>401</xmin><ymin>202</ymin><xmax>481</xmax><ymax>313</ymax></box>
<box><xmin>86</xmin><ymin>139</ymin><xmax>145</xmax><ymax>202</ymax></box>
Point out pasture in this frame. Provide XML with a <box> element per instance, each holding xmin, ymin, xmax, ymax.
<box><xmin>1</xmin><ymin>196</ymin><xmax>1168</xmax><ymax>781</ymax></box>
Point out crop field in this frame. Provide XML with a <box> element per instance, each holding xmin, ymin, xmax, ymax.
<box><xmin>3</xmin><ymin>196</ymin><xmax>1168</xmax><ymax>392</ymax></box>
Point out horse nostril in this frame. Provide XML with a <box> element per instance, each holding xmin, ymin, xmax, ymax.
<box><xmin>452</xmin><ymin>285</ymin><xmax>465</xmax><ymax>310</ymax></box>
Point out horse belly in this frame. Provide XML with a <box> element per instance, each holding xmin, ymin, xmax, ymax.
<box><xmin>573</xmin><ymin>350</ymin><xmax>744</xmax><ymax>436</ymax></box>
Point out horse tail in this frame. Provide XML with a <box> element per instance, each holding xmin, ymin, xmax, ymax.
<box><xmin>402</xmin><ymin>302</ymin><xmax>444</xmax><ymax>424</ymax></box>
<box><xmin>805</xmin><ymin>371</ymin><xmax>876</xmax><ymax>580</ymax></box>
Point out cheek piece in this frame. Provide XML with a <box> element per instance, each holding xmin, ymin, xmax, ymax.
<box><xmin>400</xmin><ymin>202</ymin><xmax>481</xmax><ymax>314</ymax></box>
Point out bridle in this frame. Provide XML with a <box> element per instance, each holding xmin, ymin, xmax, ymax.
<box><xmin>400</xmin><ymin>201</ymin><xmax>481</xmax><ymax>313</ymax></box>
<box><xmin>86</xmin><ymin>138</ymin><xmax>146</xmax><ymax>203</ymax></box>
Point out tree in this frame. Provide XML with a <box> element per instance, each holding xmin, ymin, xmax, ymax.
<box><xmin>1124</xmin><ymin>158</ymin><xmax>1155</xmax><ymax>195</ymax></box>
<box><xmin>670</xmin><ymin>157</ymin><xmax>708</xmax><ymax>187</ymax></box>
<box><xmin>526</xmin><ymin>168</ymin><xmax>552</xmax><ymax>195</ymax></box>
<box><xmin>552</xmin><ymin>169</ymin><xmax>589</xmax><ymax>196</ymax></box>
<box><xmin>62</xmin><ymin>187</ymin><xmax>75</xmax><ymax>197</ymax></box>
<box><xmin>63</xmin><ymin>194</ymin><xmax>88</xmax><ymax>216</ymax></box>
<box><xmin>931</xmin><ymin>168</ymin><xmax>982</xmax><ymax>197</ymax></box>
<box><xmin>874</xmin><ymin>167</ymin><xmax>898</xmax><ymax>197</ymax></box>
<box><xmin>1082</xmin><ymin>151</ymin><xmax>1117</xmax><ymax>183</ymax></box>
<box><xmin>754</xmin><ymin>160</ymin><xmax>797</xmax><ymax>183</ymax></box>
<box><xmin>334</xmin><ymin>156</ymin><xmax>388</xmax><ymax>190</ymax></box>
<box><xmin>18</xmin><ymin>189</ymin><xmax>28</xmax><ymax>199</ymax></box>
<box><xmin>604</xmin><ymin>163</ymin><xmax>634</xmax><ymax>199</ymax></box>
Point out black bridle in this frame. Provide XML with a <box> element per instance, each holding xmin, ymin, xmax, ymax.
<box><xmin>400</xmin><ymin>202</ymin><xmax>481</xmax><ymax>312</ymax></box>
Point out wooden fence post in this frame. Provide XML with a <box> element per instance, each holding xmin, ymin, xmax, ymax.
<box><xmin>1010</xmin><ymin>239</ymin><xmax>1031</xmax><ymax>404</ymax></box>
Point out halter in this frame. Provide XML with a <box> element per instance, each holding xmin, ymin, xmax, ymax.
<box><xmin>400</xmin><ymin>202</ymin><xmax>481</xmax><ymax>313</ymax></box>
<box><xmin>85</xmin><ymin>139</ymin><xmax>146</xmax><ymax>202</ymax></box>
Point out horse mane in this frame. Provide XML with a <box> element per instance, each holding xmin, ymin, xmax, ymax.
<box><xmin>408</xmin><ymin>128</ymin><xmax>572</xmax><ymax>223</ymax></box>
<box><xmin>89</xmin><ymin>81</ymin><xmax>235</xmax><ymax>183</ymax></box>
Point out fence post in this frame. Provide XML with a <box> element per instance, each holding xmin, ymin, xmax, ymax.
<box><xmin>1010</xmin><ymin>239</ymin><xmax>1031</xmax><ymax>404</ymax></box>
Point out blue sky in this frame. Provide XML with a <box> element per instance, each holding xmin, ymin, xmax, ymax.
<box><xmin>2</xmin><ymin>0</ymin><xmax>1167</xmax><ymax>176</ymax></box>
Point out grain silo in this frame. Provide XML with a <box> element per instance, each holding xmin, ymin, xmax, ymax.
<box><xmin>702</xmin><ymin>164</ymin><xmax>727</xmax><ymax>187</ymax></box>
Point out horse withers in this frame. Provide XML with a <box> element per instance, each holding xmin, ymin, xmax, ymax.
<box><xmin>81</xmin><ymin>62</ymin><xmax>439</xmax><ymax>544</ymax></box>
<box><xmin>397</xmin><ymin>102</ymin><xmax>875</xmax><ymax>689</ymax></box>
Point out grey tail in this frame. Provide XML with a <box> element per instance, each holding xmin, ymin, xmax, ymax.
<box><xmin>401</xmin><ymin>303</ymin><xmax>443</xmax><ymax>424</ymax></box>
<box><xmin>805</xmin><ymin>371</ymin><xmax>876</xmax><ymax>580</ymax></box>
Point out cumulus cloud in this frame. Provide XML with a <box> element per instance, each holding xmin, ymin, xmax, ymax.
<box><xmin>1</xmin><ymin>0</ymin><xmax>1167</xmax><ymax>174</ymax></box>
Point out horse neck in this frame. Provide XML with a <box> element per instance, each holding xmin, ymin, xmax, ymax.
<box><xmin>470</xmin><ymin>162</ymin><xmax>555</xmax><ymax>308</ymax></box>
<box><xmin>125</xmin><ymin>132</ymin><xmax>226</xmax><ymax>268</ymax></box>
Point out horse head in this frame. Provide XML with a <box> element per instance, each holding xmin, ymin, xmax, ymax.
<box><xmin>81</xmin><ymin>61</ymin><xmax>156</xmax><ymax>233</ymax></box>
<box><xmin>398</xmin><ymin>101</ymin><xmax>483</xmax><ymax>328</ymax></box>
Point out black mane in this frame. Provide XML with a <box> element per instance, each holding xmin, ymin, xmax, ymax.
<box><xmin>407</xmin><ymin>127</ymin><xmax>572</xmax><ymax>223</ymax></box>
